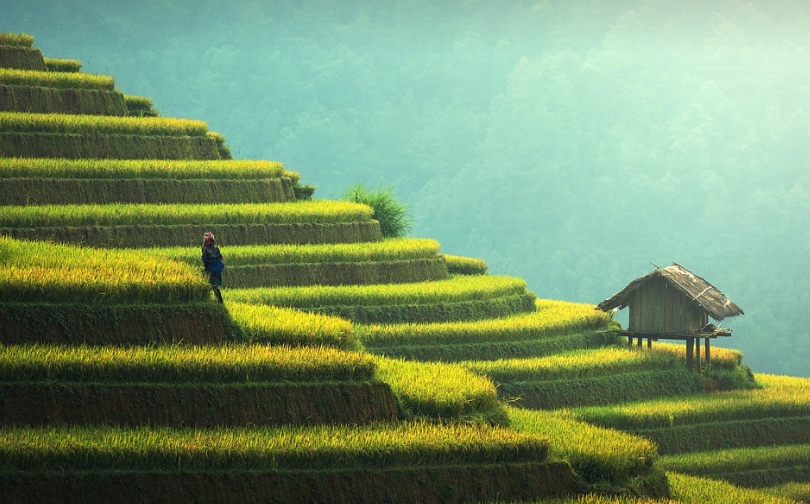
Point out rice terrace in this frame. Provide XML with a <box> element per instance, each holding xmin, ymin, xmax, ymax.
<box><xmin>2</xmin><ymin>31</ymin><xmax>810</xmax><ymax>504</ymax></box>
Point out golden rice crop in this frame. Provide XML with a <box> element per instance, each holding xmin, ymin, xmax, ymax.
<box><xmin>443</xmin><ymin>254</ymin><xmax>488</xmax><ymax>275</ymax></box>
<box><xmin>226</xmin><ymin>302</ymin><xmax>357</xmax><ymax>349</ymax></box>
<box><xmin>0</xmin><ymin>236</ymin><xmax>208</xmax><ymax>303</ymax></box>
<box><xmin>123</xmin><ymin>94</ymin><xmax>153</xmax><ymax>111</ymax></box>
<box><xmin>0</xmin><ymin>111</ymin><xmax>208</xmax><ymax>136</ymax></box>
<box><xmin>763</xmin><ymin>483</ymin><xmax>810</xmax><ymax>503</ymax></box>
<box><xmin>358</xmin><ymin>299</ymin><xmax>610</xmax><ymax>346</ymax></box>
<box><xmin>373</xmin><ymin>357</ymin><xmax>502</xmax><ymax>420</ymax></box>
<box><xmin>226</xmin><ymin>274</ymin><xmax>528</xmax><ymax>309</ymax></box>
<box><xmin>0</xmin><ymin>201</ymin><xmax>373</xmax><ymax>228</ymax></box>
<box><xmin>567</xmin><ymin>373</ymin><xmax>810</xmax><ymax>430</ymax></box>
<box><xmin>148</xmin><ymin>238</ymin><xmax>440</xmax><ymax>267</ymax></box>
<box><xmin>43</xmin><ymin>57</ymin><xmax>82</xmax><ymax>73</ymax></box>
<box><xmin>544</xmin><ymin>475</ymin><xmax>800</xmax><ymax>504</ymax></box>
<box><xmin>0</xmin><ymin>157</ymin><xmax>293</xmax><ymax>180</ymax></box>
<box><xmin>658</xmin><ymin>442</ymin><xmax>810</xmax><ymax>476</ymax></box>
<box><xmin>0</xmin><ymin>68</ymin><xmax>115</xmax><ymax>89</ymax></box>
<box><xmin>507</xmin><ymin>405</ymin><xmax>657</xmax><ymax>486</ymax></box>
<box><xmin>0</xmin><ymin>33</ymin><xmax>35</xmax><ymax>47</ymax></box>
<box><xmin>462</xmin><ymin>344</ymin><xmax>741</xmax><ymax>382</ymax></box>
<box><xmin>0</xmin><ymin>343</ymin><xmax>375</xmax><ymax>383</ymax></box>
<box><xmin>667</xmin><ymin>472</ymin><xmax>800</xmax><ymax>504</ymax></box>
<box><xmin>0</xmin><ymin>421</ymin><xmax>548</xmax><ymax>471</ymax></box>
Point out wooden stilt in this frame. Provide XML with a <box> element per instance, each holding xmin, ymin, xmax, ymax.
<box><xmin>695</xmin><ymin>338</ymin><xmax>701</xmax><ymax>373</ymax></box>
<box><xmin>705</xmin><ymin>338</ymin><xmax>711</xmax><ymax>366</ymax></box>
<box><xmin>647</xmin><ymin>338</ymin><xmax>652</xmax><ymax>349</ymax></box>
<box><xmin>637</xmin><ymin>336</ymin><xmax>642</xmax><ymax>347</ymax></box>
<box><xmin>686</xmin><ymin>337</ymin><xmax>694</xmax><ymax>372</ymax></box>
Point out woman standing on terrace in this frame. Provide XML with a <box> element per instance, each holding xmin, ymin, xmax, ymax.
<box><xmin>201</xmin><ymin>231</ymin><xmax>224</xmax><ymax>303</ymax></box>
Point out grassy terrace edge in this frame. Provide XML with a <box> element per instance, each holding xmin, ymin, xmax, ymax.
<box><xmin>227</xmin><ymin>274</ymin><xmax>530</xmax><ymax>308</ymax></box>
<box><xmin>0</xmin><ymin>111</ymin><xmax>209</xmax><ymax>136</ymax></box>
<box><xmin>0</xmin><ymin>344</ymin><xmax>376</xmax><ymax>383</ymax></box>
<box><xmin>0</xmin><ymin>201</ymin><xmax>375</xmax><ymax>227</ymax></box>
<box><xmin>357</xmin><ymin>299</ymin><xmax>611</xmax><ymax>347</ymax></box>
<box><xmin>0</xmin><ymin>421</ymin><xmax>549</xmax><ymax>472</ymax></box>
<box><xmin>0</xmin><ymin>68</ymin><xmax>114</xmax><ymax>89</ymax></box>
<box><xmin>148</xmin><ymin>238</ymin><xmax>441</xmax><ymax>266</ymax></box>
<box><xmin>0</xmin><ymin>158</ymin><xmax>294</xmax><ymax>180</ymax></box>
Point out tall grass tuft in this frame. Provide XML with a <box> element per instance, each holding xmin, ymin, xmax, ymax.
<box><xmin>342</xmin><ymin>182</ymin><xmax>412</xmax><ymax>238</ymax></box>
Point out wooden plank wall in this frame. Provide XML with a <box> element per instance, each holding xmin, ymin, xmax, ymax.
<box><xmin>629</xmin><ymin>278</ymin><xmax>708</xmax><ymax>334</ymax></box>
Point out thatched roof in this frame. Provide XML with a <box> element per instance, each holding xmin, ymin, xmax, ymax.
<box><xmin>597</xmin><ymin>263</ymin><xmax>744</xmax><ymax>321</ymax></box>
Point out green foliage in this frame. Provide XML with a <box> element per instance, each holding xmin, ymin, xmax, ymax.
<box><xmin>43</xmin><ymin>57</ymin><xmax>82</xmax><ymax>72</ymax></box>
<box><xmin>342</xmin><ymin>182</ymin><xmax>412</xmax><ymax>238</ymax></box>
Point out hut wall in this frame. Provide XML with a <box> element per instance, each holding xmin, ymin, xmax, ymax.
<box><xmin>628</xmin><ymin>277</ymin><xmax>707</xmax><ymax>334</ymax></box>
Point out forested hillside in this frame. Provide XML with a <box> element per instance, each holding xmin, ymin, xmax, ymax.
<box><xmin>3</xmin><ymin>0</ymin><xmax>809</xmax><ymax>376</ymax></box>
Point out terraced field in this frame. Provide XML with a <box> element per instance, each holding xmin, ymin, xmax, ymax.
<box><xmin>2</xmin><ymin>31</ymin><xmax>809</xmax><ymax>504</ymax></box>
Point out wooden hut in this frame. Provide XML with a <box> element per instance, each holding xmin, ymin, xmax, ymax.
<box><xmin>597</xmin><ymin>263</ymin><xmax>744</xmax><ymax>372</ymax></box>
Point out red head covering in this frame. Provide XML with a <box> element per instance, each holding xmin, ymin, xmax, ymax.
<box><xmin>203</xmin><ymin>232</ymin><xmax>215</xmax><ymax>247</ymax></box>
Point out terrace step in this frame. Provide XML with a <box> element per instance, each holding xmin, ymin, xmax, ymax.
<box><xmin>1</xmin><ymin>221</ymin><xmax>383</xmax><ymax>247</ymax></box>
<box><xmin>0</xmin><ymin>177</ymin><xmax>296</xmax><ymax>205</ymax></box>
<box><xmin>0</xmin><ymin>382</ymin><xmax>401</xmax><ymax>427</ymax></box>
<box><xmin>0</xmin><ymin>132</ymin><xmax>221</xmax><ymax>159</ymax></box>
<box><xmin>0</xmin><ymin>85</ymin><xmax>128</xmax><ymax>115</ymax></box>
<box><xmin>0</xmin><ymin>46</ymin><xmax>45</xmax><ymax>71</ymax></box>
<box><xmin>0</xmin><ymin>344</ymin><xmax>395</xmax><ymax>427</ymax></box>
<box><xmin>0</xmin><ymin>303</ymin><xmax>233</xmax><ymax>346</ymax></box>
<box><xmin>225</xmin><ymin>257</ymin><xmax>449</xmax><ymax>288</ymax></box>
<box><xmin>0</xmin><ymin>422</ymin><xmax>575</xmax><ymax>504</ymax></box>
<box><xmin>359</xmin><ymin>300</ymin><xmax>614</xmax><ymax>362</ymax></box>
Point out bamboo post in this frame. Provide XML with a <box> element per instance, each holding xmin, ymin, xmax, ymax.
<box><xmin>686</xmin><ymin>337</ymin><xmax>694</xmax><ymax>372</ymax></box>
